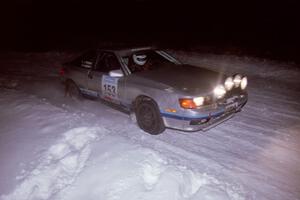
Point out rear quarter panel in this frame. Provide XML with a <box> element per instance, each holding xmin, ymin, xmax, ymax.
<box><xmin>65</xmin><ymin>65</ymin><xmax>89</xmax><ymax>89</ymax></box>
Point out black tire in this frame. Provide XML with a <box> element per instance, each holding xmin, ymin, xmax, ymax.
<box><xmin>65</xmin><ymin>80</ymin><xmax>82</xmax><ymax>100</ymax></box>
<box><xmin>135</xmin><ymin>99</ymin><xmax>165</xmax><ymax>135</ymax></box>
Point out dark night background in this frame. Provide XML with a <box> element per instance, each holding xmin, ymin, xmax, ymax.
<box><xmin>0</xmin><ymin>0</ymin><xmax>299</xmax><ymax>62</ymax></box>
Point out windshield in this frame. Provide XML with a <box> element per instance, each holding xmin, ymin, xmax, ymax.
<box><xmin>122</xmin><ymin>50</ymin><xmax>178</xmax><ymax>73</ymax></box>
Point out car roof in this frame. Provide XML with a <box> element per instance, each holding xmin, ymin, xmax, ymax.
<box><xmin>98</xmin><ymin>46</ymin><xmax>156</xmax><ymax>56</ymax></box>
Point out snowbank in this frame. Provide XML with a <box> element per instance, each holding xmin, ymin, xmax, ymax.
<box><xmin>2</xmin><ymin>127</ymin><xmax>102</xmax><ymax>200</ymax></box>
<box><xmin>172</xmin><ymin>50</ymin><xmax>300</xmax><ymax>83</ymax></box>
<box><xmin>58</xmin><ymin>135</ymin><xmax>242</xmax><ymax>200</ymax></box>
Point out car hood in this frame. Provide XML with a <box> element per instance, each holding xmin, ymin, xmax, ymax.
<box><xmin>137</xmin><ymin>64</ymin><xmax>225</xmax><ymax>96</ymax></box>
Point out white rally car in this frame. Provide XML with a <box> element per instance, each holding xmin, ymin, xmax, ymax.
<box><xmin>61</xmin><ymin>47</ymin><xmax>248</xmax><ymax>134</ymax></box>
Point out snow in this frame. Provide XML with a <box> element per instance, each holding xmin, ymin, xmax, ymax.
<box><xmin>0</xmin><ymin>51</ymin><xmax>300</xmax><ymax>200</ymax></box>
<box><xmin>2</xmin><ymin>127</ymin><xmax>100</xmax><ymax>200</ymax></box>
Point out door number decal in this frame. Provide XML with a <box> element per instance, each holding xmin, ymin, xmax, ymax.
<box><xmin>102</xmin><ymin>75</ymin><xmax>119</xmax><ymax>101</ymax></box>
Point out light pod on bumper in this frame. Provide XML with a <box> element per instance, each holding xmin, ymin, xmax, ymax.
<box><xmin>240</xmin><ymin>76</ymin><xmax>248</xmax><ymax>90</ymax></box>
<box><xmin>224</xmin><ymin>77</ymin><xmax>234</xmax><ymax>91</ymax></box>
<box><xmin>233</xmin><ymin>74</ymin><xmax>242</xmax><ymax>87</ymax></box>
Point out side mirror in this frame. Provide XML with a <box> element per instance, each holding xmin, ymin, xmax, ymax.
<box><xmin>109</xmin><ymin>69</ymin><xmax>124</xmax><ymax>78</ymax></box>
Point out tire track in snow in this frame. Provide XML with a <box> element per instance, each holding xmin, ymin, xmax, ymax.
<box><xmin>104</xmin><ymin>126</ymin><xmax>250</xmax><ymax>199</ymax></box>
<box><xmin>59</xmin><ymin>112</ymin><xmax>249</xmax><ymax>200</ymax></box>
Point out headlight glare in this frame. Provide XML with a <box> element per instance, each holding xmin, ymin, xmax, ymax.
<box><xmin>214</xmin><ymin>85</ymin><xmax>226</xmax><ymax>99</ymax></box>
<box><xmin>224</xmin><ymin>77</ymin><xmax>234</xmax><ymax>91</ymax></box>
<box><xmin>241</xmin><ymin>76</ymin><xmax>248</xmax><ymax>90</ymax></box>
<box><xmin>233</xmin><ymin>74</ymin><xmax>242</xmax><ymax>87</ymax></box>
<box><xmin>193</xmin><ymin>96</ymin><xmax>205</xmax><ymax>106</ymax></box>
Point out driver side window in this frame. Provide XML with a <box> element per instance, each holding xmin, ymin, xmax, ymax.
<box><xmin>71</xmin><ymin>50</ymin><xmax>97</xmax><ymax>69</ymax></box>
<box><xmin>95</xmin><ymin>53</ymin><xmax>121</xmax><ymax>73</ymax></box>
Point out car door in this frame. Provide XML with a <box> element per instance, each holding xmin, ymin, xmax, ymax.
<box><xmin>88</xmin><ymin>52</ymin><xmax>125</xmax><ymax>104</ymax></box>
<box><xmin>67</xmin><ymin>50</ymin><xmax>97</xmax><ymax>95</ymax></box>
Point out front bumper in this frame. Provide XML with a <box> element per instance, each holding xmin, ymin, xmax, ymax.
<box><xmin>161</xmin><ymin>93</ymin><xmax>247</xmax><ymax>132</ymax></box>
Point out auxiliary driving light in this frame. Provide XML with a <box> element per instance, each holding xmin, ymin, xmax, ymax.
<box><xmin>233</xmin><ymin>74</ymin><xmax>242</xmax><ymax>87</ymax></box>
<box><xmin>224</xmin><ymin>77</ymin><xmax>234</xmax><ymax>91</ymax></box>
<box><xmin>241</xmin><ymin>76</ymin><xmax>248</xmax><ymax>90</ymax></box>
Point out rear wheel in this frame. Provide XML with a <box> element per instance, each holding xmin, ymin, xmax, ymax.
<box><xmin>65</xmin><ymin>80</ymin><xmax>82</xmax><ymax>100</ymax></box>
<box><xmin>135</xmin><ymin>99</ymin><xmax>165</xmax><ymax>135</ymax></box>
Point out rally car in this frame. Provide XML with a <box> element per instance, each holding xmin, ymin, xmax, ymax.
<box><xmin>60</xmin><ymin>47</ymin><xmax>248</xmax><ymax>134</ymax></box>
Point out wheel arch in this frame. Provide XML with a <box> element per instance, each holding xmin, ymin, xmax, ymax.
<box><xmin>65</xmin><ymin>78</ymin><xmax>76</xmax><ymax>85</ymax></box>
<box><xmin>130</xmin><ymin>90</ymin><xmax>171</xmax><ymax>113</ymax></box>
<box><xmin>132</xmin><ymin>95</ymin><xmax>155</xmax><ymax>110</ymax></box>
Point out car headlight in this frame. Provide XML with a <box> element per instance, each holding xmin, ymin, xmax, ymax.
<box><xmin>193</xmin><ymin>96</ymin><xmax>205</xmax><ymax>106</ymax></box>
<box><xmin>179</xmin><ymin>96</ymin><xmax>205</xmax><ymax>109</ymax></box>
<box><xmin>213</xmin><ymin>84</ymin><xmax>226</xmax><ymax>99</ymax></box>
<box><xmin>233</xmin><ymin>74</ymin><xmax>242</xmax><ymax>87</ymax></box>
<box><xmin>240</xmin><ymin>76</ymin><xmax>248</xmax><ymax>90</ymax></box>
<box><xmin>179</xmin><ymin>98</ymin><xmax>196</xmax><ymax>109</ymax></box>
<box><xmin>224</xmin><ymin>77</ymin><xmax>234</xmax><ymax>91</ymax></box>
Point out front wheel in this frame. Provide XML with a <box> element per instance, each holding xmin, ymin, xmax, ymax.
<box><xmin>135</xmin><ymin>99</ymin><xmax>165</xmax><ymax>135</ymax></box>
